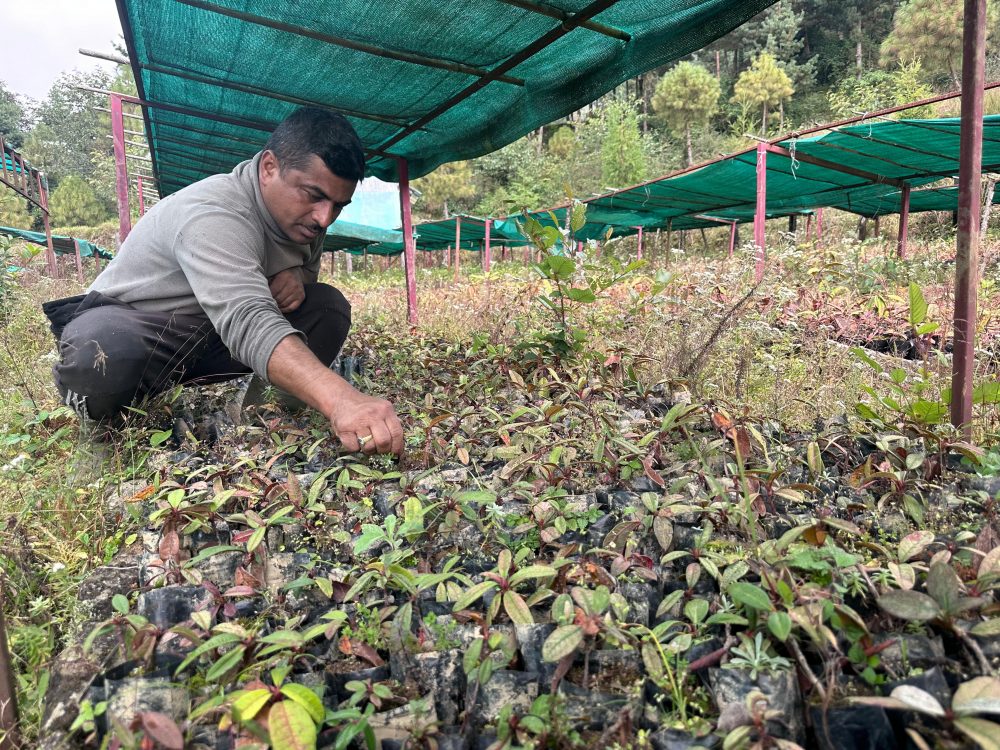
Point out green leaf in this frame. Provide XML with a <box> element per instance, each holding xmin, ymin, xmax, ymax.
<box><xmin>909</xmin><ymin>282</ymin><xmax>928</xmax><ymax>327</ymax></box>
<box><xmin>175</xmin><ymin>632</ymin><xmax>242</xmax><ymax>674</ymax></box>
<box><xmin>972</xmin><ymin>620</ymin><xmax>1000</xmax><ymax>637</ymax></box>
<box><xmin>280</xmin><ymin>684</ymin><xmax>325</xmax><ymax>724</ymax></box>
<box><xmin>503</xmin><ymin>590</ymin><xmax>534</xmax><ymax>625</ymax></box>
<box><xmin>684</xmin><ymin>599</ymin><xmax>709</xmax><ymax>626</ymax></box>
<box><xmin>150</xmin><ymin>429</ymin><xmax>173</xmax><ymax>447</ymax></box>
<box><xmin>542</xmin><ymin>624</ymin><xmax>583</xmax><ymax>663</ymax></box>
<box><xmin>570</xmin><ymin>202</ymin><xmax>587</xmax><ymax>233</ymax></box>
<box><xmin>497</xmin><ymin>548</ymin><xmax>512</xmax><ymax>579</ymax></box>
<box><xmin>898</xmin><ymin>530</ymin><xmax>935</xmax><ymax>563</ymax></box>
<box><xmin>205</xmin><ymin>645</ymin><xmax>245</xmax><ymax>682</ymax></box>
<box><xmin>565</xmin><ymin>287</ymin><xmax>596</xmax><ymax>303</ymax></box>
<box><xmin>877</xmin><ymin>589</ymin><xmax>940</xmax><ymax>622</ymax></box>
<box><xmin>851</xmin><ymin>346</ymin><xmax>884</xmax><ymax>374</ymax></box>
<box><xmin>641</xmin><ymin>641</ymin><xmax>664</xmax><ymax>681</ymax></box>
<box><xmin>111</xmin><ymin>594</ymin><xmax>130</xmax><ymax>614</ymax></box>
<box><xmin>728</xmin><ymin>582</ymin><xmax>773</xmax><ymax>612</ymax></box>
<box><xmin>453</xmin><ymin>580</ymin><xmax>495</xmax><ymax>611</ymax></box>
<box><xmin>544</xmin><ymin>255</ymin><xmax>575</xmax><ymax>280</ymax></box>
<box><xmin>767</xmin><ymin>611</ymin><xmax>792</xmax><ymax>642</ymax></box>
<box><xmin>232</xmin><ymin>688</ymin><xmax>272</xmax><ymax>723</ymax></box>
<box><xmin>508</xmin><ymin>565</ymin><xmax>556</xmax><ymax>586</ymax></box>
<box><xmin>927</xmin><ymin>561</ymin><xmax>964</xmax><ymax>614</ymax></box>
<box><xmin>246</xmin><ymin>526</ymin><xmax>267</xmax><ymax>553</ymax></box>
<box><xmin>952</xmin><ymin>677</ymin><xmax>1000</xmax><ymax>716</ymax></box>
<box><xmin>269</xmin><ymin>699</ymin><xmax>318</xmax><ymax>750</ymax></box>
<box><xmin>354</xmin><ymin>524</ymin><xmax>386</xmax><ymax>554</ymax></box>
<box><xmin>955</xmin><ymin>717</ymin><xmax>1000</xmax><ymax>750</ymax></box>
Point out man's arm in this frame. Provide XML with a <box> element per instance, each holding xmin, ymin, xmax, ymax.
<box><xmin>267</xmin><ymin>334</ymin><xmax>404</xmax><ymax>455</ymax></box>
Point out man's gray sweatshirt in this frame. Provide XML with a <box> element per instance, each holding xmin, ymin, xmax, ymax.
<box><xmin>90</xmin><ymin>153</ymin><xmax>324</xmax><ymax>380</ymax></box>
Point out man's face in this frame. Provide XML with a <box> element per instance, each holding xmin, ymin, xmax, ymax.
<box><xmin>258</xmin><ymin>150</ymin><xmax>357</xmax><ymax>244</ymax></box>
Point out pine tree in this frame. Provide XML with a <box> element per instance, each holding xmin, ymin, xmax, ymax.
<box><xmin>601</xmin><ymin>100</ymin><xmax>646</xmax><ymax>188</ymax></box>
<box><xmin>652</xmin><ymin>62</ymin><xmax>720</xmax><ymax>166</ymax></box>
<box><xmin>732</xmin><ymin>52</ymin><xmax>795</xmax><ymax>134</ymax></box>
<box><xmin>49</xmin><ymin>174</ymin><xmax>107</xmax><ymax>227</ymax></box>
<box><xmin>881</xmin><ymin>0</ymin><xmax>997</xmax><ymax>88</ymax></box>
<box><xmin>413</xmin><ymin>161</ymin><xmax>476</xmax><ymax>219</ymax></box>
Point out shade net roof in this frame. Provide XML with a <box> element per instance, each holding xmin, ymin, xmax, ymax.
<box><xmin>116</xmin><ymin>0</ymin><xmax>777</xmax><ymax>194</ymax></box>
<box><xmin>1</xmin><ymin>226</ymin><xmax>114</xmax><ymax>260</ymax></box>
<box><xmin>321</xmin><ymin>220</ymin><xmax>402</xmax><ymax>253</ymax></box>
<box><xmin>502</xmin><ymin>114</ymin><xmax>1000</xmax><ymax>239</ymax></box>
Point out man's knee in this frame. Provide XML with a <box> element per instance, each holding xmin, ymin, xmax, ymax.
<box><xmin>303</xmin><ymin>283</ymin><xmax>351</xmax><ymax>323</ymax></box>
<box><xmin>55</xmin><ymin>310</ymin><xmax>150</xmax><ymax>420</ymax></box>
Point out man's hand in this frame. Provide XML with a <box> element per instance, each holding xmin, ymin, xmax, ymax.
<box><xmin>328</xmin><ymin>389</ymin><xmax>404</xmax><ymax>455</ymax></box>
<box><xmin>269</xmin><ymin>268</ymin><xmax>306</xmax><ymax>313</ymax></box>
<box><xmin>267</xmin><ymin>335</ymin><xmax>404</xmax><ymax>456</ymax></box>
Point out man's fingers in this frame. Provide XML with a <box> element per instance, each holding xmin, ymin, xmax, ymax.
<box><xmin>365</xmin><ymin>422</ymin><xmax>392</xmax><ymax>455</ymax></box>
<box><xmin>388</xmin><ymin>418</ymin><xmax>404</xmax><ymax>455</ymax></box>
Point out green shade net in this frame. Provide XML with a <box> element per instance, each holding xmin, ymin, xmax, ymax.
<box><xmin>502</xmin><ymin>115</ymin><xmax>1000</xmax><ymax>240</ymax></box>
<box><xmin>117</xmin><ymin>0</ymin><xmax>777</xmax><ymax>193</ymax></box>
<box><xmin>321</xmin><ymin>220</ymin><xmax>402</xmax><ymax>253</ymax></box>
<box><xmin>0</xmin><ymin>226</ymin><xmax>113</xmax><ymax>260</ymax></box>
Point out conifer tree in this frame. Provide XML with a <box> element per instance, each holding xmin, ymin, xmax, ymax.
<box><xmin>732</xmin><ymin>52</ymin><xmax>794</xmax><ymax>134</ymax></box>
<box><xmin>601</xmin><ymin>100</ymin><xmax>646</xmax><ymax>188</ymax></box>
<box><xmin>652</xmin><ymin>62</ymin><xmax>720</xmax><ymax>166</ymax></box>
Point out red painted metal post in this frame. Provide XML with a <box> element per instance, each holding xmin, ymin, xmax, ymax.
<box><xmin>72</xmin><ymin>239</ymin><xmax>84</xmax><ymax>284</ymax></box>
<box><xmin>636</xmin><ymin>226</ymin><xmax>644</xmax><ymax>261</ymax></box>
<box><xmin>483</xmin><ymin>218</ymin><xmax>492</xmax><ymax>273</ymax></box>
<box><xmin>951</xmin><ymin>0</ymin><xmax>988</xmax><ymax>435</ymax></box>
<box><xmin>897</xmin><ymin>184</ymin><xmax>911</xmax><ymax>258</ymax></box>
<box><xmin>816</xmin><ymin>208</ymin><xmax>824</xmax><ymax>242</ymax></box>
<box><xmin>728</xmin><ymin>221</ymin><xmax>737</xmax><ymax>258</ymax></box>
<box><xmin>110</xmin><ymin>94</ymin><xmax>131</xmax><ymax>245</ymax></box>
<box><xmin>397</xmin><ymin>159</ymin><xmax>418</xmax><ymax>325</ymax></box>
<box><xmin>754</xmin><ymin>141</ymin><xmax>767</xmax><ymax>281</ymax></box>
<box><xmin>454</xmin><ymin>216</ymin><xmax>462</xmax><ymax>283</ymax></box>
<box><xmin>36</xmin><ymin>172</ymin><xmax>58</xmax><ymax>278</ymax></box>
<box><xmin>805</xmin><ymin>214</ymin><xmax>812</xmax><ymax>242</ymax></box>
<box><xmin>137</xmin><ymin>174</ymin><xmax>146</xmax><ymax>216</ymax></box>
<box><xmin>94</xmin><ymin>249</ymin><xmax>102</xmax><ymax>274</ymax></box>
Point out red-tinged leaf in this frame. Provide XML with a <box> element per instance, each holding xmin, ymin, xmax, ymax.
<box><xmin>285</xmin><ymin>472</ymin><xmax>303</xmax><ymax>507</ymax></box>
<box><xmin>331</xmin><ymin>580</ymin><xmax>350</xmax><ymax>603</ymax></box>
<box><xmin>803</xmin><ymin>526</ymin><xmax>828</xmax><ymax>547</ymax></box>
<box><xmin>349</xmin><ymin>640</ymin><xmax>385</xmax><ymax>668</ymax></box>
<box><xmin>137</xmin><ymin>711</ymin><xmax>184</xmax><ymax>750</ymax></box>
<box><xmin>267</xmin><ymin>699</ymin><xmax>317</xmax><ymax>750</ymax></box>
<box><xmin>235</xmin><ymin>567</ymin><xmax>262</xmax><ymax>588</ymax></box>
<box><xmin>711</xmin><ymin>411</ymin><xmax>733</xmax><ymax>431</ymax></box>
<box><xmin>726</xmin><ymin>426</ymin><xmax>753</xmax><ymax>458</ymax></box>
<box><xmin>223</xmin><ymin>586</ymin><xmax>256</xmax><ymax>597</ymax></box>
<box><xmin>232</xmin><ymin>529</ymin><xmax>254</xmax><ymax>544</ymax></box>
<box><xmin>223</xmin><ymin>602</ymin><xmax>236</xmax><ymax>618</ymax></box>
<box><xmin>603</xmin><ymin>354</ymin><xmax>621</xmax><ymax>368</ymax></box>
<box><xmin>158</xmin><ymin>529</ymin><xmax>180</xmax><ymax>562</ymax></box>
<box><xmin>641</xmin><ymin>456</ymin><xmax>666</xmax><ymax>488</ymax></box>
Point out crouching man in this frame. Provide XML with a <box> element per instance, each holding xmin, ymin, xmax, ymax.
<box><xmin>43</xmin><ymin>107</ymin><xmax>402</xmax><ymax>455</ymax></box>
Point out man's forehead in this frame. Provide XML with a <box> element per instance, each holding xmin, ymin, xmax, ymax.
<box><xmin>289</xmin><ymin>155</ymin><xmax>357</xmax><ymax>197</ymax></box>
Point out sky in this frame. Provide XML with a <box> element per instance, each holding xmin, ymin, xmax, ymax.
<box><xmin>2</xmin><ymin>0</ymin><xmax>124</xmax><ymax>102</ymax></box>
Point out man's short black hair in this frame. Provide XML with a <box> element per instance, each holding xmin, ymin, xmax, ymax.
<box><xmin>264</xmin><ymin>107</ymin><xmax>366</xmax><ymax>182</ymax></box>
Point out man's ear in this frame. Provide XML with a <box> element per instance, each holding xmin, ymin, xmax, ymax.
<box><xmin>259</xmin><ymin>150</ymin><xmax>280</xmax><ymax>186</ymax></box>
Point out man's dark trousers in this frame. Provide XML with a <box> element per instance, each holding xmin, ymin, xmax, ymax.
<box><xmin>47</xmin><ymin>283</ymin><xmax>351</xmax><ymax>421</ymax></box>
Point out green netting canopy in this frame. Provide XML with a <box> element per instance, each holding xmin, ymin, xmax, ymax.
<box><xmin>501</xmin><ymin>115</ymin><xmax>1000</xmax><ymax>240</ymax></box>
<box><xmin>117</xmin><ymin>0</ymin><xmax>777</xmax><ymax>194</ymax></box>
<box><xmin>0</xmin><ymin>226</ymin><xmax>114</xmax><ymax>260</ymax></box>
<box><xmin>321</xmin><ymin>220</ymin><xmax>402</xmax><ymax>253</ymax></box>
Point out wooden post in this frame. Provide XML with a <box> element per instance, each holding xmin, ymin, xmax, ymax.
<box><xmin>666</xmin><ymin>220</ymin><xmax>672</xmax><ymax>267</ymax></box>
<box><xmin>110</xmin><ymin>94</ymin><xmax>131</xmax><ymax>245</ymax></box>
<box><xmin>398</xmin><ymin>159</ymin><xmax>419</xmax><ymax>325</ymax></box>
<box><xmin>37</xmin><ymin>172</ymin><xmax>58</xmax><ymax>277</ymax></box>
<box><xmin>951</xmin><ymin>0</ymin><xmax>988</xmax><ymax>435</ymax></box>
<box><xmin>897</xmin><ymin>184</ymin><xmax>911</xmax><ymax>258</ymax></box>
<box><xmin>72</xmin><ymin>239</ymin><xmax>84</xmax><ymax>284</ymax></box>
<box><xmin>754</xmin><ymin>141</ymin><xmax>767</xmax><ymax>281</ymax></box>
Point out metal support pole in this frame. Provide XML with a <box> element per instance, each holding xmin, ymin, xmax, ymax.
<box><xmin>72</xmin><ymin>239</ymin><xmax>84</xmax><ymax>284</ymax></box>
<box><xmin>454</xmin><ymin>216</ymin><xmax>462</xmax><ymax>283</ymax></box>
<box><xmin>398</xmin><ymin>159</ymin><xmax>418</xmax><ymax>325</ymax></box>
<box><xmin>754</xmin><ymin>142</ymin><xmax>767</xmax><ymax>282</ymax></box>
<box><xmin>483</xmin><ymin>218</ymin><xmax>492</xmax><ymax>273</ymax></box>
<box><xmin>951</xmin><ymin>0</ymin><xmax>988</xmax><ymax>435</ymax></box>
<box><xmin>805</xmin><ymin>214</ymin><xmax>812</xmax><ymax>242</ymax></box>
<box><xmin>897</xmin><ymin>184</ymin><xmax>911</xmax><ymax>258</ymax></box>
<box><xmin>110</xmin><ymin>94</ymin><xmax>131</xmax><ymax>245</ymax></box>
<box><xmin>137</xmin><ymin>174</ymin><xmax>145</xmax><ymax>217</ymax></box>
<box><xmin>94</xmin><ymin>250</ymin><xmax>102</xmax><ymax>274</ymax></box>
<box><xmin>816</xmin><ymin>208</ymin><xmax>824</xmax><ymax>242</ymax></box>
<box><xmin>636</xmin><ymin>226</ymin><xmax>644</xmax><ymax>260</ymax></box>
<box><xmin>728</xmin><ymin>221</ymin><xmax>737</xmax><ymax>258</ymax></box>
<box><xmin>37</xmin><ymin>173</ymin><xmax>58</xmax><ymax>278</ymax></box>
